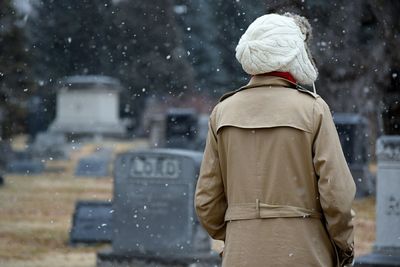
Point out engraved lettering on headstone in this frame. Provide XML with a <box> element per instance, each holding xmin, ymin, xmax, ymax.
<box><xmin>128</xmin><ymin>156</ymin><xmax>180</xmax><ymax>179</ymax></box>
<box><xmin>387</xmin><ymin>195</ymin><xmax>400</xmax><ymax>216</ymax></box>
<box><xmin>166</xmin><ymin>160</ymin><xmax>176</xmax><ymax>176</ymax></box>
<box><xmin>155</xmin><ymin>158</ymin><xmax>164</xmax><ymax>176</ymax></box>
<box><xmin>143</xmin><ymin>160</ymin><xmax>153</xmax><ymax>176</ymax></box>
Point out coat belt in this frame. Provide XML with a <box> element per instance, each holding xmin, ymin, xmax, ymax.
<box><xmin>225</xmin><ymin>199</ymin><xmax>322</xmax><ymax>221</ymax></box>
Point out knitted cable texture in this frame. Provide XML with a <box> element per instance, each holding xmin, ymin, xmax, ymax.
<box><xmin>235</xmin><ymin>14</ymin><xmax>318</xmax><ymax>85</ymax></box>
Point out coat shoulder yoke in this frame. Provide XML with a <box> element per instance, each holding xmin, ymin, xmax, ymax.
<box><xmin>219</xmin><ymin>85</ymin><xmax>319</xmax><ymax>103</ymax></box>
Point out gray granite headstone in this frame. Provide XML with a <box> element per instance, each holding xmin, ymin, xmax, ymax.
<box><xmin>165</xmin><ymin>109</ymin><xmax>198</xmax><ymax>150</ymax></box>
<box><xmin>355</xmin><ymin>136</ymin><xmax>400</xmax><ymax>266</ymax></box>
<box><xmin>31</xmin><ymin>132</ymin><xmax>70</xmax><ymax>160</ymax></box>
<box><xmin>97</xmin><ymin>149</ymin><xmax>220</xmax><ymax>267</ymax></box>
<box><xmin>70</xmin><ymin>201</ymin><xmax>113</xmax><ymax>244</ymax></box>
<box><xmin>6</xmin><ymin>151</ymin><xmax>45</xmax><ymax>175</ymax></box>
<box><xmin>333</xmin><ymin>113</ymin><xmax>374</xmax><ymax>197</ymax></box>
<box><xmin>0</xmin><ymin>141</ymin><xmax>13</xmax><ymax>171</ymax></box>
<box><xmin>75</xmin><ymin>148</ymin><xmax>112</xmax><ymax>177</ymax></box>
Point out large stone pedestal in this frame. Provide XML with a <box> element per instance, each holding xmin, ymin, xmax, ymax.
<box><xmin>355</xmin><ymin>136</ymin><xmax>400</xmax><ymax>266</ymax></box>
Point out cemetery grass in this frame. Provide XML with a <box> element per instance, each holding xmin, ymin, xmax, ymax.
<box><xmin>0</xmin><ymin>137</ymin><xmax>375</xmax><ymax>266</ymax></box>
<box><xmin>0</xmin><ymin>138</ymin><xmax>147</xmax><ymax>267</ymax></box>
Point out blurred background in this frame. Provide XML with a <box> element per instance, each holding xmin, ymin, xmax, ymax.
<box><xmin>0</xmin><ymin>0</ymin><xmax>399</xmax><ymax>266</ymax></box>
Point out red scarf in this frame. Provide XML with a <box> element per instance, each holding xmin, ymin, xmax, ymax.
<box><xmin>257</xmin><ymin>71</ymin><xmax>297</xmax><ymax>84</ymax></box>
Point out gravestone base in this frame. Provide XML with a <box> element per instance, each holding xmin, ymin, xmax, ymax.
<box><xmin>355</xmin><ymin>252</ymin><xmax>400</xmax><ymax>266</ymax></box>
<box><xmin>97</xmin><ymin>248</ymin><xmax>221</xmax><ymax>267</ymax></box>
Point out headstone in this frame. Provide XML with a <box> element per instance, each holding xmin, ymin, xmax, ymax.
<box><xmin>27</xmin><ymin>95</ymin><xmax>54</xmax><ymax>139</ymax></box>
<box><xmin>49</xmin><ymin>75</ymin><xmax>126</xmax><ymax>137</ymax></box>
<box><xmin>6</xmin><ymin>151</ymin><xmax>45</xmax><ymax>175</ymax></box>
<box><xmin>165</xmin><ymin>109</ymin><xmax>198</xmax><ymax>150</ymax></box>
<box><xmin>75</xmin><ymin>155</ymin><xmax>111</xmax><ymax>177</ymax></box>
<box><xmin>97</xmin><ymin>149</ymin><xmax>220</xmax><ymax>267</ymax></box>
<box><xmin>0</xmin><ymin>141</ymin><xmax>13</xmax><ymax>171</ymax></box>
<box><xmin>70</xmin><ymin>201</ymin><xmax>113</xmax><ymax>244</ymax></box>
<box><xmin>333</xmin><ymin>113</ymin><xmax>374</xmax><ymax>197</ymax></box>
<box><xmin>31</xmin><ymin>132</ymin><xmax>70</xmax><ymax>160</ymax></box>
<box><xmin>355</xmin><ymin>136</ymin><xmax>400</xmax><ymax>266</ymax></box>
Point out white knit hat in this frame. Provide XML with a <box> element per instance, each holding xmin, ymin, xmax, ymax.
<box><xmin>235</xmin><ymin>13</ymin><xmax>318</xmax><ymax>85</ymax></box>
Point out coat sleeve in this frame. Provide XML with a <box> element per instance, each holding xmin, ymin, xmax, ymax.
<box><xmin>195</xmin><ymin>109</ymin><xmax>227</xmax><ymax>241</ymax></box>
<box><xmin>312</xmin><ymin>98</ymin><xmax>356</xmax><ymax>266</ymax></box>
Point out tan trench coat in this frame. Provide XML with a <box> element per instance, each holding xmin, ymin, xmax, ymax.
<box><xmin>195</xmin><ymin>75</ymin><xmax>356</xmax><ymax>267</ymax></box>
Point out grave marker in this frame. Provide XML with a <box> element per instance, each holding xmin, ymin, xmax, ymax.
<box><xmin>31</xmin><ymin>132</ymin><xmax>69</xmax><ymax>160</ymax></box>
<box><xmin>333</xmin><ymin>113</ymin><xmax>374</xmax><ymax>197</ymax></box>
<box><xmin>75</xmin><ymin>149</ymin><xmax>112</xmax><ymax>177</ymax></box>
<box><xmin>355</xmin><ymin>136</ymin><xmax>400</xmax><ymax>266</ymax></box>
<box><xmin>97</xmin><ymin>149</ymin><xmax>220</xmax><ymax>267</ymax></box>
<box><xmin>7</xmin><ymin>151</ymin><xmax>45</xmax><ymax>175</ymax></box>
<box><xmin>49</xmin><ymin>75</ymin><xmax>126</xmax><ymax>137</ymax></box>
<box><xmin>70</xmin><ymin>201</ymin><xmax>113</xmax><ymax>244</ymax></box>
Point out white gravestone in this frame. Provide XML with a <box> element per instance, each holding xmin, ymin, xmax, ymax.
<box><xmin>355</xmin><ymin>136</ymin><xmax>400</xmax><ymax>266</ymax></box>
<box><xmin>375</xmin><ymin>136</ymin><xmax>400</xmax><ymax>253</ymax></box>
<box><xmin>49</xmin><ymin>75</ymin><xmax>126</xmax><ymax>136</ymax></box>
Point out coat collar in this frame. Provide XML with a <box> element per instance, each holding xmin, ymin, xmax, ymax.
<box><xmin>242</xmin><ymin>75</ymin><xmax>296</xmax><ymax>89</ymax></box>
<box><xmin>219</xmin><ymin>75</ymin><xmax>297</xmax><ymax>102</ymax></box>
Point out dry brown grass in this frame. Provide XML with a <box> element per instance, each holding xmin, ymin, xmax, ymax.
<box><xmin>353</xmin><ymin>197</ymin><xmax>376</xmax><ymax>256</ymax></box>
<box><xmin>0</xmin><ymin>137</ymin><xmax>376</xmax><ymax>266</ymax></box>
<box><xmin>0</xmin><ymin>138</ymin><xmax>147</xmax><ymax>267</ymax></box>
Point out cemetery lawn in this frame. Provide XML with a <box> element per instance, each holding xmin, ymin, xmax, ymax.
<box><xmin>0</xmin><ymin>137</ymin><xmax>376</xmax><ymax>266</ymax></box>
<box><xmin>0</xmin><ymin>138</ymin><xmax>147</xmax><ymax>267</ymax></box>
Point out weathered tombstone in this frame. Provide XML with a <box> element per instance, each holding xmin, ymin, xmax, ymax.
<box><xmin>6</xmin><ymin>151</ymin><xmax>45</xmax><ymax>175</ymax></box>
<box><xmin>355</xmin><ymin>136</ymin><xmax>400</xmax><ymax>266</ymax></box>
<box><xmin>165</xmin><ymin>109</ymin><xmax>199</xmax><ymax>150</ymax></box>
<box><xmin>97</xmin><ymin>149</ymin><xmax>220</xmax><ymax>267</ymax></box>
<box><xmin>0</xmin><ymin>141</ymin><xmax>13</xmax><ymax>172</ymax></box>
<box><xmin>75</xmin><ymin>155</ymin><xmax>112</xmax><ymax>177</ymax></box>
<box><xmin>31</xmin><ymin>132</ymin><xmax>70</xmax><ymax>160</ymax></box>
<box><xmin>333</xmin><ymin>113</ymin><xmax>374</xmax><ymax>197</ymax></box>
<box><xmin>70</xmin><ymin>201</ymin><xmax>113</xmax><ymax>244</ymax></box>
<box><xmin>49</xmin><ymin>75</ymin><xmax>126</xmax><ymax>137</ymax></box>
<box><xmin>27</xmin><ymin>95</ymin><xmax>53</xmax><ymax>139</ymax></box>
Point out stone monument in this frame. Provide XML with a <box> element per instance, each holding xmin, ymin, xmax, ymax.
<box><xmin>333</xmin><ymin>113</ymin><xmax>374</xmax><ymax>197</ymax></box>
<box><xmin>7</xmin><ymin>150</ymin><xmax>45</xmax><ymax>175</ymax></box>
<box><xmin>75</xmin><ymin>153</ymin><xmax>112</xmax><ymax>178</ymax></box>
<box><xmin>355</xmin><ymin>136</ymin><xmax>400</xmax><ymax>266</ymax></box>
<box><xmin>97</xmin><ymin>149</ymin><xmax>220</xmax><ymax>267</ymax></box>
<box><xmin>75</xmin><ymin>147</ymin><xmax>113</xmax><ymax>177</ymax></box>
<box><xmin>165</xmin><ymin>109</ymin><xmax>198</xmax><ymax>149</ymax></box>
<box><xmin>149</xmin><ymin>109</ymin><xmax>209</xmax><ymax>151</ymax></box>
<box><xmin>49</xmin><ymin>75</ymin><xmax>126</xmax><ymax>137</ymax></box>
<box><xmin>31</xmin><ymin>132</ymin><xmax>70</xmax><ymax>160</ymax></box>
<box><xmin>70</xmin><ymin>200</ymin><xmax>113</xmax><ymax>244</ymax></box>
